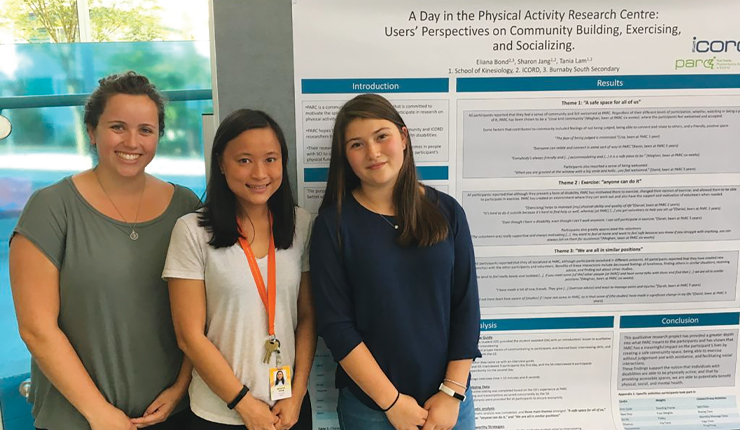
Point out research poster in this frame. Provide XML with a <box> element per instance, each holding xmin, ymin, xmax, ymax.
<box><xmin>292</xmin><ymin>1</ymin><xmax>740</xmax><ymax>429</ymax></box>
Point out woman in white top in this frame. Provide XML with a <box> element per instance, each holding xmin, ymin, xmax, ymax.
<box><xmin>163</xmin><ymin>109</ymin><xmax>316</xmax><ymax>430</ymax></box>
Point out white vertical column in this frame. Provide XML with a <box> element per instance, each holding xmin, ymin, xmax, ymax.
<box><xmin>77</xmin><ymin>0</ymin><xmax>92</xmax><ymax>42</ymax></box>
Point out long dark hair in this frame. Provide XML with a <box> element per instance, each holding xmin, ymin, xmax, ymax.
<box><xmin>199</xmin><ymin>109</ymin><xmax>296</xmax><ymax>249</ymax></box>
<box><xmin>320</xmin><ymin>94</ymin><xmax>448</xmax><ymax>247</ymax></box>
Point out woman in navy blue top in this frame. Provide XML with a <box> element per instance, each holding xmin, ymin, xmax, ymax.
<box><xmin>310</xmin><ymin>94</ymin><xmax>481</xmax><ymax>430</ymax></box>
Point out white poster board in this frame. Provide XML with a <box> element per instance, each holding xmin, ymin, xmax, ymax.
<box><xmin>293</xmin><ymin>1</ymin><xmax>740</xmax><ymax>429</ymax></box>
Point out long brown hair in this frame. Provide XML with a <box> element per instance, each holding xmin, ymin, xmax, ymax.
<box><xmin>320</xmin><ymin>94</ymin><xmax>448</xmax><ymax>247</ymax></box>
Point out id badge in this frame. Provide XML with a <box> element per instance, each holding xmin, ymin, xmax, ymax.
<box><xmin>269</xmin><ymin>366</ymin><xmax>292</xmax><ymax>401</ymax></box>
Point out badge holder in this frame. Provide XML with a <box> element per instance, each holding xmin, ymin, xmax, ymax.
<box><xmin>268</xmin><ymin>341</ymin><xmax>292</xmax><ymax>401</ymax></box>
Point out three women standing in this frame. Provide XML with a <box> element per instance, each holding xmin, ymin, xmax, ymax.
<box><xmin>11</xmin><ymin>76</ymin><xmax>479</xmax><ymax>430</ymax></box>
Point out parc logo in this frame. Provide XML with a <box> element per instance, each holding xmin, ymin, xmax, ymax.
<box><xmin>675</xmin><ymin>36</ymin><xmax>740</xmax><ymax>69</ymax></box>
<box><xmin>675</xmin><ymin>56</ymin><xmax>716</xmax><ymax>70</ymax></box>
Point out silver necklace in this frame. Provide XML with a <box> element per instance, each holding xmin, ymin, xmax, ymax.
<box><xmin>378</xmin><ymin>214</ymin><xmax>399</xmax><ymax>230</ymax></box>
<box><xmin>94</xmin><ymin>170</ymin><xmax>146</xmax><ymax>240</ymax></box>
<box><xmin>356</xmin><ymin>190</ymin><xmax>399</xmax><ymax>230</ymax></box>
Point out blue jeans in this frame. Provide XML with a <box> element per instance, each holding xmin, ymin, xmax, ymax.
<box><xmin>337</xmin><ymin>387</ymin><xmax>475</xmax><ymax>430</ymax></box>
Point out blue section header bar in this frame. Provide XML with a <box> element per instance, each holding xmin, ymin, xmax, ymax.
<box><xmin>304</xmin><ymin>167</ymin><xmax>329</xmax><ymax>183</ymax></box>
<box><xmin>480</xmin><ymin>316</ymin><xmax>614</xmax><ymax>332</ymax></box>
<box><xmin>417</xmin><ymin>166</ymin><xmax>449</xmax><ymax>181</ymax></box>
<box><xmin>457</xmin><ymin>74</ymin><xmax>740</xmax><ymax>93</ymax></box>
<box><xmin>304</xmin><ymin>166</ymin><xmax>448</xmax><ymax>183</ymax></box>
<box><xmin>621</xmin><ymin>312</ymin><xmax>740</xmax><ymax>329</ymax></box>
<box><xmin>302</xmin><ymin>78</ymin><xmax>449</xmax><ymax>94</ymax></box>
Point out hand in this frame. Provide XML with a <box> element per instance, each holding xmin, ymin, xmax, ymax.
<box><xmin>272</xmin><ymin>394</ymin><xmax>305</xmax><ymax>429</ymax></box>
<box><xmin>87</xmin><ymin>404</ymin><xmax>137</xmax><ymax>430</ymax></box>
<box><xmin>130</xmin><ymin>384</ymin><xmax>187</xmax><ymax>428</ymax></box>
<box><xmin>420</xmin><ymin>392</ymin><xmax>460</xmax><ymax>430</ymax></box>
<box><xmin>385</xmin><ymin>393</ymin><xmax>428</xmax><ymax>430</ymax></box>
<box><xmin>235</xmin><ymin>392</ymin><xmax>280</xmax><ymax>430</ymax></box>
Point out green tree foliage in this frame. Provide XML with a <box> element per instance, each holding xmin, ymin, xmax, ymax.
<box><xmin>2</xmin><ymin>0</ymin><xmax>163</xmax><ymax>43</ymax></box>
<box><xmin>89</xmin><ymin>0</ymin><xmax>162</xmax><ymax>42</ymax></box>
<box><xmin>3</xmin><ymin>0</ymin><xmax>79</xmax><ymax>42</ymax></box>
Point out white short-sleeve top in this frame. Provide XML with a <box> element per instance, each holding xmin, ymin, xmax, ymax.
<box><xmin>163</xmin><ymin>207</ymin><xmax>312</xmax><ymax>424</ymax></box>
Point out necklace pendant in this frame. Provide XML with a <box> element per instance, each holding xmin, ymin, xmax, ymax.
<box><xmin>394</xmin><ymin>225</ymin><xmax>399</xmax><ymax>230</ymax></box>
<box><xmin>129</xmin><ymin>230</ymin><xmax>139</xmax><ymax>241</ymax></box>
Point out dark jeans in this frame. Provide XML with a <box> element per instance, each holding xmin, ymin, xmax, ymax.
<box><xmin>189</xmin><ymin>395</ymin><xmax>312</xmax><ymax>430</ymax></box>
<box><xmin>36</xmin><ymin>407</ymin><xmax>194</xmax><ymax>430</ymax></box>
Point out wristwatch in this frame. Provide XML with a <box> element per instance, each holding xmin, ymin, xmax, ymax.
<box><xmin>438</xmin><ymin>383</ymin><xmax>466</xmax><ymax>401</ymax></box>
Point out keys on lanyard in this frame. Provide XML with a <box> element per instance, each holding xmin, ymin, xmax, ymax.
<box><xmin>263</xmin><ymin>337</ymin><xmax>281</xmax><ymax>365</ymax></box>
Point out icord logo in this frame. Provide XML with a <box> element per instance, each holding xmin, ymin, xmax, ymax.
<box><xmin>692</xmin><ymin>36</ymin><xmax>740</xmax><ymax>53</ymax></box>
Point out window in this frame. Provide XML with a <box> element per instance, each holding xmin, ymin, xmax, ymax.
<box><xmin>0</xmin><ymin>0</ymin><xmax>209</xmax><ymax>44</ymax></box>
<box><xmin>0</xmin><ymin>3</ymin><xmax>211</xmax><ymax>384</ymax></box>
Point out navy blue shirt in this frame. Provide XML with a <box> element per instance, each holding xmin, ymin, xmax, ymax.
<box><xmin>310</xmin><ymin>187</ymin><xmax>481</xmax><ymax>409</ymax></box>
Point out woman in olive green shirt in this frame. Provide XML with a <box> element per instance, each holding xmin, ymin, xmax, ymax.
<box><xmin>9</xmin><ymin>71</ymin><xmax>200</xmax><ymax>430</ymax></box>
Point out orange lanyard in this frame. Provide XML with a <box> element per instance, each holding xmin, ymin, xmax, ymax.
<box><xmin>237</xmin><ymin>218</ymin><xmax>277</xmax><ymax>337</ymax></box>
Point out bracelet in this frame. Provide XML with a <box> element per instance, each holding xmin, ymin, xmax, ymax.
<box><xmin>381</xmin><ymin>391</ymin><xmax>400</xmax><ymax>412</ymax></box>
<box><xmin>443</xmin><ymin>378</ymin><xmax>467</xmax><ymax>390</ymax></box>
<box><xmin>439</xmin><ymin>383</ymin><xmax>466</xmax><ymax>401</ymax></box>
<box><xmin>227</xmin><ymin>385</ymin><xmax>249</xmax><ymax>410</ymax></box>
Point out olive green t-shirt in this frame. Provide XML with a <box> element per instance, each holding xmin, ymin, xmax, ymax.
<box><xmin>13</xmin><ymin>176</ymin><xmax>201</xmax><ymax>430</ymax></box>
